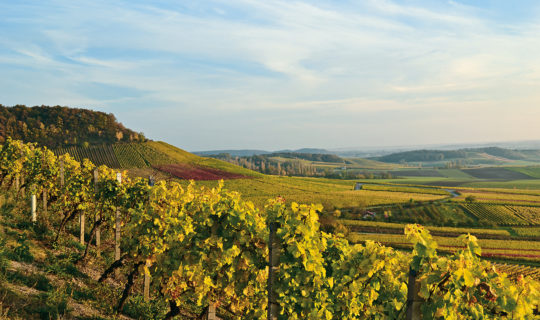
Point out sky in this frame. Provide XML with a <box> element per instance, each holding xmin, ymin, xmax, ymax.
<box><xmin>1</xmin><ymin>0</ymin><xmax>540</xmax><ymax>151</ymax></box>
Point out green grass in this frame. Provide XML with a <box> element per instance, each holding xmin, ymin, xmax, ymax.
<box><xmin>438</xmin><ymin>169</ymin><xmax>475</xmax><ymax>179</ymax></box>
<box><xmin>463</xmin><ymin>179</ymin><xmax>540</xmax><ymax>190</ymax></box>
<box><xmin>6</xmin><ymin>270</ymin><xmax>52</xmax><ymax>292</ymax></box>
<box><xmin>345</xmin><ymin>158</ymin><xmax>398</xmax><ymax>169</ymax></box>
<box><xmin>507</xmin><ymin>167</ymin><xmax>540</xmax><ymax>179</ymax></box>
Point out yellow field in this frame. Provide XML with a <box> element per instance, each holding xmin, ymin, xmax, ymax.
<box><xmin>178</xmin><ymin>176</ymin><xmax>447</xmax><ymax>209</ymax></box>
<box><xmin>349</xmin><ymin>233</ymin><xmax>540</xmax><ymax>262</ymax></box>
<box><xmin>455</xmin><ymin>190</ymin><xmax>540</xmax><ymax>206</ymax></box>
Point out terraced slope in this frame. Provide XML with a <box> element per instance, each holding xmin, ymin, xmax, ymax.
<box><xmin>55</xmin><ymin>145</ymin><xmax>121</xmax><ymax>168</ymax></box>
<box><xmin>54</xmin><ymin>141</ymin><xmax>261</xmax><ymax>180</ymax></box>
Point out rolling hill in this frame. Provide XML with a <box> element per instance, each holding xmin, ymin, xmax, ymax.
<box><xmin>54</xmin><ymin>141</ymin><xmax>262</xmax><ymax>180</ymax></box>
<box><xmin>0</xmin><ymin>104</ymin><xmax>145</xmax><ymax>148</ymax></box>
<box><xmin>374</xmin><ymin>147</ymin><xmax>540</xmax><ymax>165</ymax></box>
<box><xmin>0</xmin><ymin>105</ymin><xmax>261</xmax><ymax>181</ymax></box>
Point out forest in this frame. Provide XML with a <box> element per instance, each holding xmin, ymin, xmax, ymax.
<box><xmin>0</xmin><ymin>105</ymin><xmax>145</xmax><ymax>148</ymax></box>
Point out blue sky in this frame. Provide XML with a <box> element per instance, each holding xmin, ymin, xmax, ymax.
<box><xmin>1</xmin><ymin>0</ymin><xmax>540</xmax><ymax>151</ymax></box>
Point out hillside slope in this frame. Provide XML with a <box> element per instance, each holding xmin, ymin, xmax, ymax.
<box><xmin>54</xmin><ymin>141</ymin><xmax>262</xmax><ymax>180</ymax></box>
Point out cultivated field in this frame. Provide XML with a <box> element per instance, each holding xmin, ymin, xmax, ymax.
<box><xmin>55</xmin><ymin>142</ymin><xmax>540</xmax><ymax>276</ymax></box>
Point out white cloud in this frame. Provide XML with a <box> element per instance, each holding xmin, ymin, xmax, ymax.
<box><xmin>2</xmin><ymin>0</ymin><xmax>540</xmax><ymax>149</ymax></box>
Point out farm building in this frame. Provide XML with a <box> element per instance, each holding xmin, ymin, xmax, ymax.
<box><xmin>354</xmin><ymin>182</ymin><xmax>364</xmax><ymax>190</ymax></box>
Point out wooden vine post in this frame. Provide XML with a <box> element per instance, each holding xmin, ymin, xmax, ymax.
<box><xmin>42</xmin><ymin>189</ymin><xmax>47</xmax><ymax>215</ymax></box>
<box><xmin>21</xmin><ymin>175</ymin><xmax>25</xmax><ymax>197</ymax></box>
<box><xmin>80</xmin><ymin>209</ymin><xmax>85</xmax><ymax>245</ymax></box>
<box><xmin>31</xmin><ymin>191</ymin><xmax>37</xmax><ymax>223</ymax></box>
<box><xmin>94</xmin><ymin>169</ymin><xmax>100</xmax><ymax>256</ymax></box>
<box><xmin>267</xmin><ymin>222</ymin><xmax>281</xmax><ymax>320</ymax></box>
<box><xmin>115</xmin><ymin>172</ymin><xmax>122</xmax><ymax>278</ymax></box>
<box><xmin>207</xmin><ymin>302</ymin><xmax>218</xmax><ymax>320</ymax></box>
<box><xmin>143</xmin><ymin>261</ymin><xmax>151</xmax><ymax>301</ymax></box>
<box><xmin>406</xmin><ymin>268</ymin><xmax>422</xmax><ymax>320</ymax></box>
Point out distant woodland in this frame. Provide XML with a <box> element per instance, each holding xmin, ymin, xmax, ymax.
<box><xmin>375</xmin><ymin>147</ymin><xmax>535</xmax><ymax>163</ymax></box>
<box><xmin>0</xmin><ymin>105</ymin><xmax>145</xmax><ymax>148</ymax></box>
<box><xmin>208</xmin><ymin>152</ymin><xmax>393</xmax><ymax>179</ymax></box>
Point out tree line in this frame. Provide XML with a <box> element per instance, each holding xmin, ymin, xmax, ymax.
<box><xmin>208</xmin><ymin>153</ymin><xmax>394</xmax><ymax>179</ymax></box>
<box><xmin>0</xmin><ymin>104</ymin><xmax>146</xmax><ymax>148</ymax></box>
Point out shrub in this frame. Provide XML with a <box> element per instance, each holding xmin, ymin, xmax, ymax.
<box><xmin>0</xmin><ymin>234</ymin><xmax>9</xmax><ymax>275</ymax></box>
<box><xmin>6</xmin><ymin>271</ymin><xmax>52</xmax><ymax>292</ymax></box>
<box><xmin>11</xmin><ymin>234</ymin><xmax>33</xmax><ymax>263</ymax></box>
<box><xmin>36</xmin><ymin>286</ymin><xmax>70</xmax><ymax>320</ymax></box>
<box><xmin>31</xmin><ymin>221</ymin><xmax>52</xmax><ymax>241</ymax></box>
<box><xmin>43</xmin><ymin>253</ymin><xmax>87</xmax><ymax>279</ymax></box>
<box><xmin>122</xmin><ymin>295</ymin><xmax>168</xmax><ymax>320</ymax></box>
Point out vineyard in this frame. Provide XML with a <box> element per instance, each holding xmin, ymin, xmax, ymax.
<box><xmin>54</xmin><ymin>145</ymin><xmax>121</xmax><ymax>168</ymax></box>
<box><xmin>360</xmin><ymin>184</ymin><xmax>451</xmax><ymax>196</ymax></box>
<box><xmin>154</xmin><ymin>163</ymin><xmax>248</xmax><ymax>180</ymax></box>
<box><xmin>506</xmin><ymin>206</ymin><xmax>540</xmax><ymax>225</ymax></box>
<box><xmin>54</xmin><ymin>142</ymin><xmax>175</xmax><ymax>168</ymax></box>
<box><xmin>456</xmin><ymin>190</ymin><xmax>540</xmax><ymax>206</ymax></box>
<box><xmin>340</xmin><ymin>219</ymin><xmax>512</xmax><ymax>238</ymax></box>
<box><xmin>189</xmin><ymin>177</ymin><xmax>448</xmax><ymax>209</ymax></box>
<box><xmin>461</xmin><ymin>203</ymin><xmax>530</xmax><ymax>225</ymax></box>
<box><xmin>0</xmin><ymin>138</ymin><xmax>538</xmax><ymax>319</ymax></box>
<box><xmin>348</xmin><ymin>233</ymin><xmax>540</xmax><ymax>262</ymax></box>
<box><xmin>112</xmin><ymin>143</ymin><xmax>148</xmax><ymax>168</ymax></box>
<box><xmin>512</xmin><ymin>227</ymin><xmax>540</xmax><ymax>237</ymax></box>
<box><xmin>351</xmin><ymin>202</ymin><xmax>477</xmax><ymax>226</ymax></box>
<box><xmin>495</xmin><ymin>263</ymin><xmax>540</xmax><ymax>281</ymax></box>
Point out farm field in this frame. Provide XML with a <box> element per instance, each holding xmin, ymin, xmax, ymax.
<box><xmin>184</xmin><ymin>176</ymin><xmax>448</xmax><ymax>209</ymax></box>
<box><xmin>511</xmin><ymin>227</ymin><xmax>540</xmax><ymax>237</ymax></box>
<box><xmin>455</xmin><ymin>190</ymin><xmax>540</xmax><ymax>206</ymax></box>
<box><xmin>437</xmin><ymin>168</ymin><xmax>475</xmax><ymax>179</ymax></box>
<box><xmin>55</xmin><ymin>145</ymin><xmax>121</xmax><ymax>168</ymax></box>
<box><xmin>462</xmin><ymin>167</ymin><xmax>533</xmax><ymax>180</ymax></box>
<box><xmin>53</xmin><ymin>140</ymin><xmax>540</xmax><ymax>271</ymax></box>
<box><xmin>360</xmin><ymin>183</ymin><xmax>450</xmax><ymax>195</ymax></box>
<box><xmin>384</xmin><ymin>169</ymin><xmax>444</xmax><ymax>177</ymax></box>
<box><xmin>342</xmin><ymin>202</ymin><xmax>478</xmax><ymax>227</ymax></box>
<box><xmin>462</xmin><ymin>179</ymin><xmax>540</xmax><ymax>190</ymax></box>
<box><xmin>460</xmin><ymin>203</ymin><xmax>530</xmax><ymax>226</ymax></box>
<box><xmin>56</xmin><ymin>141</ymin><xmax>263</xmax><ymax>180</ymax></box>
<box><xmin>340</xmin><ymin>219</ymin><xmax>512</xmax><ymax>237</ymax></box>
<box><xmin>507</xmin><ymin>166</ymin><xmax>540</xmax><ymax>179</ymax></box>
<box><xmin>348</xmin><ymin>233</ymin><xmax>540</xmax><ymax>263</ymax></box>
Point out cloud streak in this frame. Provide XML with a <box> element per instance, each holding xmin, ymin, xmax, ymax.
<box><xmin>1</xmin><ymin>0</ymin><xmax>540</xmax><ymax>150</ymax></box>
